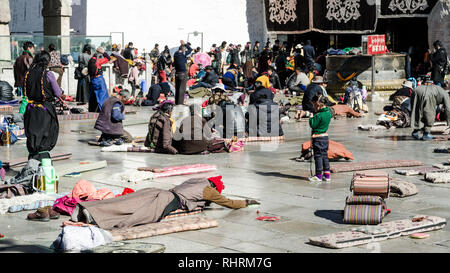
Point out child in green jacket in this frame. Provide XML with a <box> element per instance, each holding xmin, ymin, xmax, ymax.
<box><xmin>309</xmin><ymin>94</ymin><xmax>333</xmax><ymax>182</ymax></box>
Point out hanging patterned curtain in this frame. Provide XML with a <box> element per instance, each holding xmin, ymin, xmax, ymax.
<box><xmin>265</xmin><ymin>0</ymin><xmax>377</xmax><ymax>34</ymax></box>
<box><xmin>312</xmin><ymin>0</ymin><xmax>377</xmax><ymax>33</ymax></box>
<box><xmin>264</xmin><ymin>0</ymin><xmax>311</xmax><ymax>33</ymax></box>
<box><xmin>381</xmin><ymin>0</ymin><xmax>438</xmax><ymax>17</ymax></box>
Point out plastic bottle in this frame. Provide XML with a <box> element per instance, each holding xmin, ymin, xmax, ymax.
<box><xmin>361</xmin><ymin>86</ymin><xmax>368</xmax><ymax>101</ymax></box>
<box><xmin>41</xmin><ymin>158</ymin><xmax>59</xmax><ymax>194</ymax></box>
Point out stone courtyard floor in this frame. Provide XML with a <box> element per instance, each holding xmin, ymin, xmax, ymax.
<box><xmin>1</xmin><ymin>101</ymin><xmax>449</xmax><ymax>253</ymax></box>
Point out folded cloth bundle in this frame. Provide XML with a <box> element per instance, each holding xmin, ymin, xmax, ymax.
<box><xmin>389</xmin><ymin>180</ymin><xmax>418</xmax><ymax>198</ymax></box>
<box><xmin>424</xmin><ymin>172</ymin><xmax>450</xmax><ymax>184</ymax></box>
<box><xmin>358</xmin><ymin>124</ymin><xmax>388</xmax><ymax>131</ymax></box>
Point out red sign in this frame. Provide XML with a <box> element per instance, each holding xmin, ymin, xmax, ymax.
<box><xmin>368</xmin><ymin>35</ymin><xmax>387</xmax><ymax>55</ymax></box>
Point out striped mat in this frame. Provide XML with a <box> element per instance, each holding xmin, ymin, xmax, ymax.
<box><xmin>58</xmin><ymin>113</ymin><xmax>99</xmax><ymax>121</ymax></box>
<box><xmin>330</xmin><ymin>160</ymin><xmax>424</xmax><ymax>173</ymax></box>
<box><xmin>0</xmin><ymin>105</ymin><xmax>13</xmax><ymax>112</ymax></box>
<box><xmin>163</xmin><ymin>208</ymin><xmax>203</xmax><ymax>220</ymax></box>
<box><xmin>110</xmin><ymin>217</ymin><xmax>218</xmax><ymax>241</ymax></box>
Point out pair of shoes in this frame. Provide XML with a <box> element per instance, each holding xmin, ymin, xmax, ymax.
<box><xmin>100</xmin><ymin>140</ymin><xmax>112</xmax><ymax>147</ymax></box>
<box><xmin>422</xmin><ymin>133</ymin><xmax>434</xmax><ymax>141</ymax></box>
<box><xmin>323</xmin><ymin>172</ymin><xmax>331</xmax><ymax>183</ymax></box>
<box><xmin>309</xmin><ymin>176</ymin><xmax>323</xmax><ymax>183</ymax></box>
<box><xmin>114</xmin><ymin>138</ymin><xmax>125</xmax><ymax>146</ymax></box>
<box><xmin>412</xmin><ymin>131</ymin><xmax>420</xmax><ymax>140</ymax></box>
<box><xmin>27</xmin><ymin>206</ymin><xmax>60</xmax><ymax>222</ymax></box>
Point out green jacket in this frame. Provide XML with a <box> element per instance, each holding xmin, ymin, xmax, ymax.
<box><xmin>309</xmin><ymin>107</ymin><xmax>332</xmax><ymax>135</ymax></box>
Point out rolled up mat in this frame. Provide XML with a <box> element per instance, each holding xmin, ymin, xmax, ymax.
<box><xmin>110</xmin><ymin>217</ymin><xmax>218</xmax><ymax>241</ymax></box>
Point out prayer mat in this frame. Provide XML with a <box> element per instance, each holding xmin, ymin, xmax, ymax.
<box><xmin>3</xmin><ymin>153</ymin><xmax>72</xmax><ymax>169</ymax></box>
<box><xmin>163</xmin><ymin>208</ymin><xmax>204</xmax><ymax>220</ymax></box>
<box><xmin>309</xmin><ymin>215</ymin><xmax>446</xmax><ymax>249</ymax></box>
<box><xmin>330</xmin><ymin>160</ymin><xmax>424</xmax><ymax>173</ymax></box>
<box><xmin>54</xmin><ymin>161</ymin><xmax>108</xmax><ymax>176</ymax></box>
<box><xmin>58</xmin><ymin>113</ymin><xmax>99</xmax><ymax>121</ymax></box>
<box><xmin>152</xmin><ymin>164</ymin><xmax>217</xmax><ymax>179</ymax></box>
<box><xmin>109</xmin><ymin>217</ymin><xmax>219</xmax><ymax>241</ymax></box>
<box><xmin>90</xmin><ymin>242</ymin><xmax>165</xmax><ymax>253</ymax></box>
<box><xmin>395</xmin><ymin>165</ymin><xmax>448</xmax><ymax>176</ymax></box>
<box><xmin>358</xmin><ymin>124</ymin><xmax>388</xmax><ymax>131</ymax></box>
<box><xmin>1</xmin><ymin>193</ymin><xmax>60</xmax><ymax>215</ymax></box>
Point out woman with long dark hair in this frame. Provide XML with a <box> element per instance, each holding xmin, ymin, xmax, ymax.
<box><xmin>76</xmin><ymin>44</ymin><xmax>92</xmax><ymax>103</ymax></box>
<box><xmin>23</xmin><ymin>51</ymin><xmax>63</xmax><ymax>161</ymax></box>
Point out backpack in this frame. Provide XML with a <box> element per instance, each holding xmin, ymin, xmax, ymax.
<box><xmin>60</xmin><ymin>55</ymin><xmax>69</xmax><ymax>65</ymax></box>
<box><xmin>346</xmin><ymin>87</ymin><xmax>365</xmax><ymax>113</ymax></box>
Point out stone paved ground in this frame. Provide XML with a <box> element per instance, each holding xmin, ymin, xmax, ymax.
<box><xmin>1</xmin><ymin>101</ymin><xmax>449</xmax><ymax>253</ymax></box>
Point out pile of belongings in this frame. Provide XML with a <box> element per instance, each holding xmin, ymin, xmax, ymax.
<box><xmin>376</xmin><ymin>110</ymin><xmax>411</xmax><ymax>129</ymax></box>
<box><xmin>343</xmin><ymin>171</ymin><xmax>391</xmax><ymax>225</ymax></box>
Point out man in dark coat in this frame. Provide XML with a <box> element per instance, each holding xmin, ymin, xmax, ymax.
<box><xmin>13</xmin><ymin>41</ymin><xmax>34</xmax><ymax>96</ymax></box>
<box><xmin>430</xmin><ymin>40</ymin><xmax>448</xmax><ymax>87</ymax></box>
<box><xmin>173</xmin><ymin>41</ymin><xmax>193</xmax><ymax>105</ymax></box>
<box><xmin>303</xmin><ymin>40</ymin><xmax>316</xmax><ymax>72</ymax></box>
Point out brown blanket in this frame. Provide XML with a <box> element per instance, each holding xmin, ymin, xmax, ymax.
<box><xmin>302</xmin><ymin>140</ymin><xmax>354</xmax><ymax>161</ymax></box>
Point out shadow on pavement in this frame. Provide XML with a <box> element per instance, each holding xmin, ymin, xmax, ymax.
<box><xmin>314</xmin><ymin>210</ymin><xmax>344</xmax><ymax>224</ymax></box>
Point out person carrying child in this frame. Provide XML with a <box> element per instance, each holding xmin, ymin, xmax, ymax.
<box><xmin>308</xmin><ymin>94</ymin><xmax>333</xmax><ymax>183</ymax></box>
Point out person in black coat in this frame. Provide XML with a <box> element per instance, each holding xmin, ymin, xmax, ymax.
<box><xmin>430</xmin><ymin>40</ymin><xmax>448</xmax><ymax>87</ymax></box>
<box><xmin>190</xmin><ymin>66</ymin><xmax>219</xmax><ymax>89</ymax></box>
<box><xmin>302</xmin><ymin>76</ymin><xmax>327</xmax><ymax>114</ymax></box>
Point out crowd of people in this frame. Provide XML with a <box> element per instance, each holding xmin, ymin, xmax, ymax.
<box><xmin>8</xmin><ymin>37</ymin><xmax>449</xmax><ymax>183</ymax></box>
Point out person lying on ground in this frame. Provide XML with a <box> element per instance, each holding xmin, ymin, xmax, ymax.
<box><xmin>144</xmin><ymin>100</ymin><xmax>178</xmax><ymax>154</ymax></box>
<box><xmin>94</xmin><ymin>89</ymin><xmax>133</xmax><ymax>146</ymax></box>
<box><xmin>71</xmin><ymin>176</ymin><xmax>260</xmax><ymax>230</ymax></box>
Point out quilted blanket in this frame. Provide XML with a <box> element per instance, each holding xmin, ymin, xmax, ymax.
<box><xmin>110</xmin><ymin>217</ymin><xmax>218</xmax><ymax>241</ymax></box>
<box><xmin>330</xmin><ymin>160</ymin><xmax>424</xmax><ymax>173</ymax></box>
<box><xmin>310</xmin><ymin>215</ymin><xmax>446</xmax><ymax>249</ymax></box>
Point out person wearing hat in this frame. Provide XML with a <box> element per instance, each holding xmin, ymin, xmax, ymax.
<box><xmin>386</xmin><ymin>80</ymin><xmax>415</xmax><ymax>114</ymax></box>
<box><xmin>286</xmin><ymin>66</ymin><xmax>310</xmax><ymax>95</ymax></box>
<box><xmin>430</xmin><ymin>40</ymin><xmax>448</xmax><ymax>87</ymax></box>
<box><xmin>190</xmin><ymin>65</ymin><xmax>219</xmax><ymax>90</ymax></box>
<box><xmin>293</xmin><ymin>44</ymin><xmax>308</xmax><ymax>71</ymax></box>
<box><xmin>94</xmin><ymin>89</ymin><xmax>133</xmax><ymax>146</ymax></box>
<box><xmin>411</xmin><ymin>80</ymin><xmax>450</xmax><ymax>141</ymax></box>
<box><xmin>145</xmin><ymin>100</ymin><xmax>178</xmax><ymax>154</ymax></box>
<box><xmin>302</xmin><ymin>76</ymin><xmax>328</xmax><ymax>117</ymax></box>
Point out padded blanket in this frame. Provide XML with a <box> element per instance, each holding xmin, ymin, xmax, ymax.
<box><xmin>163</xmin><ymin>208</ymin><xmax>203</xmax><ymax>220</ymax></box>
<box><xmin>309</xmin><ymin>215</ymin><xmax>446</xmax><ymax>249</ymax></box>
<box><xmin>395</xmin><ymin>165</ymin><xmax>449</xmax><ymax>176</ymax></box>
<box><xmin>0</xmin><ymin>193</ymin><xmax>59</xmax><ymax>215</ymax></box>
<box><xmin>58</xmin><ymin>113</ymin><xmax>99</xmax><ymax>121</ymax></box>
<box><xmin>55</xmin><ymin>161</ymin><xmax>108</xmax><ymax>176</ymax></box>
<box><xmin>121</xmin><ymin>164</ymin><xmax>217</xmax><ymax>183</ymax></box>
<box><xmin>424</xmin><ymin>172</ymin><xmax>450</xmax><ymax>184</ymax></box>
<box><xmin>110</xmin><ymin>217</ymin><xmax>218</xmax><ymax>241</ymax></box>
<box><xmin>330</xmin><ymin>160</ymin><xmax>424</xmax><ymax>173</ymax></box>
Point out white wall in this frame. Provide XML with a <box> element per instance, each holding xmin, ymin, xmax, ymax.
<box><xmin>85</xmin><ymin>0</ymin><xmax>260</xmax><ymax>51</ymax></box>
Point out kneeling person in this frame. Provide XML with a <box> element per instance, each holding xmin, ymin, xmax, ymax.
<box><xmin>94</xmin><ymin>90</ymin><xmax>132</xmax><ymax>146</ymax></box>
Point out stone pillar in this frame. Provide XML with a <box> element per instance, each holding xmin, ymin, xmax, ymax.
<box><xmin>0</xmin><ymin>0</ymin><xmax>11</xmax><ymax>65</ymax></box>
<box><xmin>428</xmin><ymin>0</ymin><xmax>450</xmax><ymax>53</ymax></box>
<box><xmin>42</xmin><ymin>0</ymin><xmax>72</xmax><ymax>54</ymax></box>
